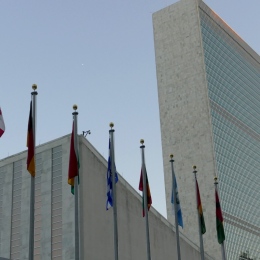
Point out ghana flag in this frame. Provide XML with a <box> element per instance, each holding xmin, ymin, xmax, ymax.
<box><xmin>196</xmin><ymin>179</ymin><xmax>206</xmax><ymax>234</ymax></box>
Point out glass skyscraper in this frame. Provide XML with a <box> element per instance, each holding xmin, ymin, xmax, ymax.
<box><xmin>153</xmin><ymin>0</ymin><xmax>260</xmax><ymax>259</ymax></box>
<box><xmin>201</xmin><ymin>7</ymin><xmax>260</xmax><ymax>259</ymax></box>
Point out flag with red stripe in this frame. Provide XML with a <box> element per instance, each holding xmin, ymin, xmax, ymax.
<box><xmin>196</xmin><ymin>179</ymin><xmax>206</xmax><ymax>234</ymax></box>
<box><xmin>215</xmin><ymin>189</ymin><xmax>225</xmax><ymax>244</ymax></box>
<box><xmin>0</xmin><ymin>107</ymin><xmax>5</xmax><ymax>137</ymax></box>
<box><xmin>139</xmin><ymin>167</ymin><xmax>152</xmax><ymax>217</ymax></box>
<box><xmin>27</xmin><ymin>101</ymin><xmax>35</xmax><ymax>177</ymax></box>
<box><xmin>68</xmin><ymin>122</ymin><xmax>79</xmax><ymax>194</ymax></box>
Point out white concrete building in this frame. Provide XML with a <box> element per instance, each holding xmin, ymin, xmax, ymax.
<box><xmin>153</xmin><ymin>0</ymin><xmax>260</xmax><ymax>259</ymax></box>
<box><xmin>0</xmin><ymin>134</ymin><xmax>214</xmax><ymax>259</ymax></box>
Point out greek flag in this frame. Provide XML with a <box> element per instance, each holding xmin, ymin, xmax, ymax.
<box><xmin>106</xmin><ymin>136</ymin><xmax>118</xmax><ymax>210</ymax></box>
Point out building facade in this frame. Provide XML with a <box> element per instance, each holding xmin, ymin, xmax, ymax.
<box><xmin>153</xmin><ymin>0</ymin><xmax>260</xmax><ymax>259</ymax></box>
<box><xmin>0</xmin><ymin>134</ymin><xmax>213</xmax><ymax>260</ymax></box>
<box><xmin>0</xmin><ymin>136</ymin><xmax>74</xmax><ymax>259</ymax></box>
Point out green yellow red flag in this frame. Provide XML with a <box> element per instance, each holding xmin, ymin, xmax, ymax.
<box><xmin>196</xmin><ymin>179</ymin><xmax>206</xmax><ymax>234</ymax></box>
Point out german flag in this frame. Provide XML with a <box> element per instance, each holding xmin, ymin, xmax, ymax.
<box><xmin>27</xmin><ymin>101</ymin><xmax>35</xmax><ymax>177</ymax></box>
<box><xmin>68</xmin><ymin>122</ymin><xmax>79</xmax><ymax>194</ymax></box>
<box><xmin>139</xmin><ymin>167</ymin><xmax>152</xmax><ymax>217</ymax></box>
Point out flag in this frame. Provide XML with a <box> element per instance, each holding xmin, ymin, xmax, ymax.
<box><xmin>171</xmin><ymin>176</ymin><xmax>183</xmax><ymax>228</ymax></box>
<box><xmin>215</xmin><ymin>189</ymin><xmax>225</xmax><ymax>244</ymax></box>
<box><xmin>106</xmin><ymin>136</ymin><xmax>118</xmax><ymax>210</ymax></box>
<box><xmin>196</xmin><ymin>179</ymin><xmax>206</xmax><ymax>234</ymax></box>
<box><xmin>0</xmin><ymin>107</ymin><xmax>5</xmax><ymax>137</ymax></box>
<box><xmin>139</xmin><ymin>166</ymin><xmax>152</xmax><ymax>217</ymax></box>
<box><xmin>27</xmin><ymin>101</ymin><xmax>35</xmax><ymax>177</ymax></box>
<box><xmin>68</xmin><ymin>122</ymin><xmax>79</xmax><ymax>194</ymax></box>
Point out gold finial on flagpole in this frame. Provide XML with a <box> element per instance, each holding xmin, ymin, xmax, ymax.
<box><xmin>73</xmin><ymin>104</ymin><xmax>78</xmax><ymax>111</ymax></box>
<box><xmin>170</xmin><ymin>154</ymin><xmax>174</xmax><ymax>159</ymax></box>
<box><xmin>140</xmin><ymin>139</ymin><xmax>144</xmax><ymax>145</ymax></box>
<box><xmin>32</xmin><ymin>84</ymin><xmax>37</xmax><ymax>91</ymax></box>
<box><xmin>110</xmin><ymin>122</ymin><xmax>114</xmax><ymax>129</ymax></box>
<box><xmin>193</xmin><ymin>165</ymin><xmax>197</xmax><ymax>176</ymax></box>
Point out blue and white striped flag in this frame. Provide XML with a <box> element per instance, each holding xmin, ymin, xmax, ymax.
<box><xmin>171</xmin><ymin>175</ymin><xmax>183</xmax><ymax>228</ymax></box>
<box><xmin>106</xmin><ymin>136</ymin><xmax>118</xmax><ymax>210</ymax></box>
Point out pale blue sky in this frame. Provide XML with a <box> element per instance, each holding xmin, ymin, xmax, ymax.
<box><xmin>0</xmin><ymin>0</ymin><xmax>259</xmax><ymax>217</ymax></box>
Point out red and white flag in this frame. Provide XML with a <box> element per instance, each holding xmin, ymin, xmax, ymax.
<box><xmin>0</xmin><ymin>107</ymin><xmax>5</xmax><ymax>137</ymax></box>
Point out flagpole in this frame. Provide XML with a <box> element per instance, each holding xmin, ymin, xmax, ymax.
<box><xmin>193</xmin><ymin>166</ymin><xmax>205</xmax><ymax>260</ymax></box>
<box><xmin>29</xmin><ymin>84</ymin><xmax>37</xmax><ymax>260</ymax></box>
<box><xmin>214</xmin><ymin>177</ymin><xmax>226</xmax><ymax>260</ymax></box>
<box><xmin>140</xmin><ymin>139</ymin><xmax>151</xmax><ymax>260</ymax></box>
<box><xmin>73</xmin><ymin>105</ymin><xmax>80</xmax><ymax>260</ymax></box>
<box><xmin>169</xmin><ymin>154</ymin><xmax>181</xmax><ymax>260</ymax></box>
<box><xmin>109</xmin><ymin>123</ymin><xmax>119</xmax><ymax>260</ymax></box>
